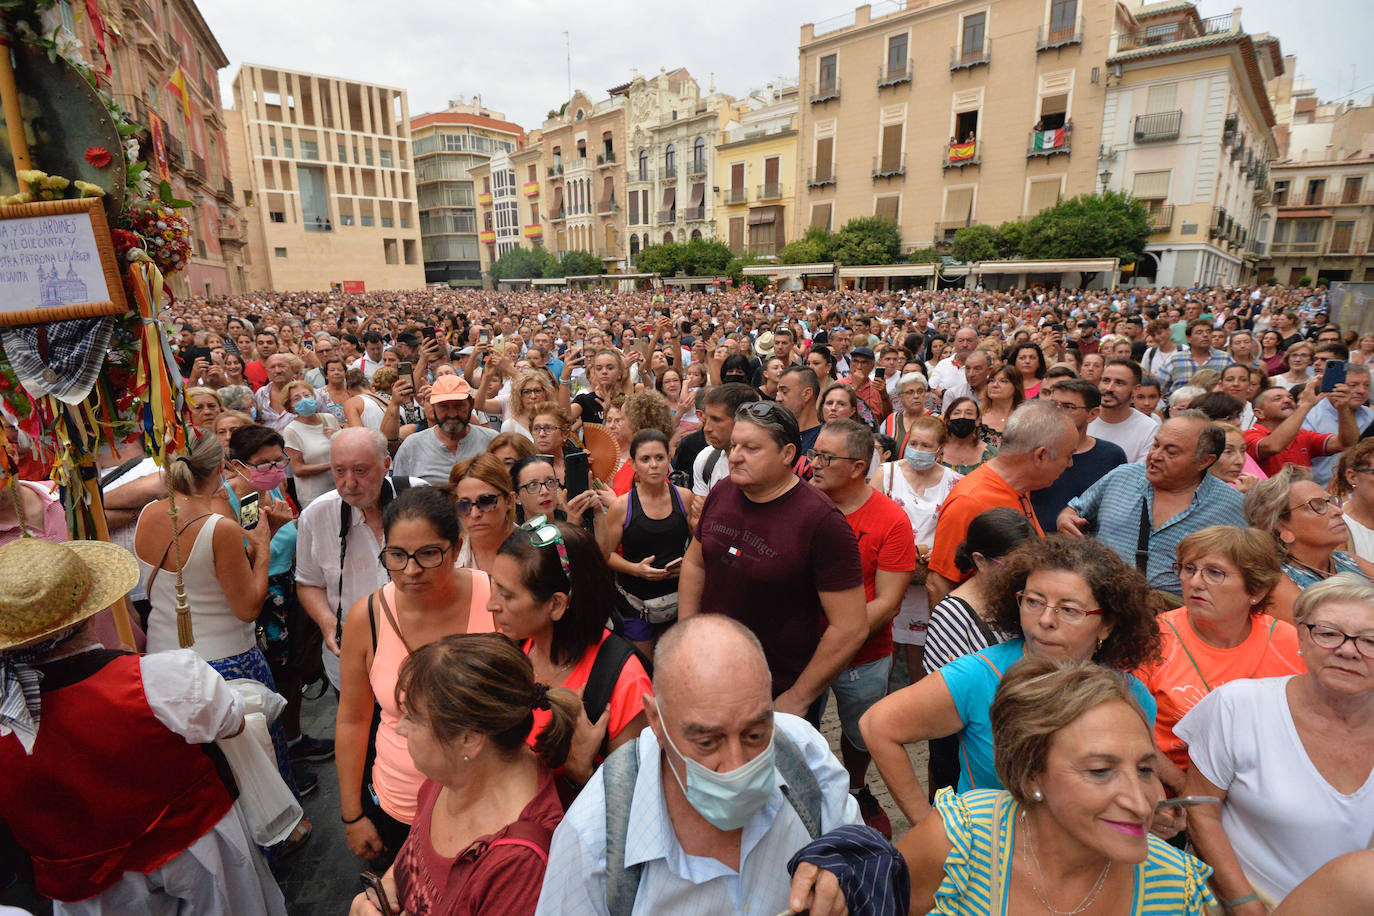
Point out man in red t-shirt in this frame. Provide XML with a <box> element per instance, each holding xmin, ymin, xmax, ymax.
<box><xmin>1244</xmin><ymin>381</ymin><xmax>1358</xmax><ymax>477</ymax></box>
<box><xmin>810</xmin><ymin>419</ymin><xmax>914</xmax><ymax>838</ymax></box>
<box><xmin>837</xmin><ymin>347</ymin><xmax>892</xmax><ymax>422</ymax></box>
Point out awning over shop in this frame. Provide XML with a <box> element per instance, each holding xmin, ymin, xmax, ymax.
<box><xmin>742</xmin><ymin>262</ymin><xmax>836</xmax><ymax>277</ymax></box>
<box><xmin>1276</xmin><ymin>210</ymin><xmax>1333</xmax><ymax>218</ymax></box>
<box><xmin>748</xmin><ymin>206</ymin><xmax>780</xmax><ymax>225</ymax></box>
<box><xmin>973</xmin><ymin>257</ymin><xmax>1119</xmax><ymax>275</ymax></box>
<box><xmin>838</xmin><ymin>263</ymin><xmax>936</xmax><ymax>278</ymax></box>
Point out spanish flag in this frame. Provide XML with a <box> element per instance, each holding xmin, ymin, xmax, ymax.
<box><xmin>167</xmin><ymin>65</ymin><xmax>191</xmax><ymax>123</ymax></box>
<box><xmin>948</xmin><ymin>141</ymin><xmax>976</xmax><ymax>162</ymax></box>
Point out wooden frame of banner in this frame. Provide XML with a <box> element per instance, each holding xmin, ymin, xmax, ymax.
<box><xmin>0</xmin><ymin>196</ymin><xmax>129</xmax><ymax>328</ymax></box>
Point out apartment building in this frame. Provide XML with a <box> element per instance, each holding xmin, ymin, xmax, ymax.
<box><xmin>411</xmin><ymin>99</ymin><xmax>524</xmax><ymax>286</ymax></box>
<box><xmin>540</xmin><ymin>88</ymin><xmax>629</xmax><ymax>267</ymax></box>
<box><xmin>228</xmin><ymin>65</ymin><xmax>424</xmax><ymax>291</ymax></box>
<box><xmin>70</xmin><ymin>0</ymin><xmax>242</xmax><ymax>296</ymax></box>
<box><xmin>1257</xmin><ymin>69</ymin><xmax>1374</xmax><ymax>284</ymax></box>
<box><xmin>471</xmin><ymin>143</ymin><xmax>544</xmax><ymax>278</ymax></box>
<box><xmin>715</xmin><ymin>84</ymin><xmax>800</xmax><ymax>259</ymax></box>
<box><xmin>1100</xmin><ymin>6</ymin><xmax>1282</xmax><ymax>287</ymax></box>
<box><xmin>795</xmin><ymin>0</ymin><xmax>1111</xmax><ymax>251</ymax></box>
<box><xmin>623</xmin><ymin>69</ymin><xmax>735</xmax><ymax>260</ymax></box>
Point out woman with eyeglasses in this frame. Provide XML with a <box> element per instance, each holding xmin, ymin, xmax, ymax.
<box><xmin>529</xmin><ymin>405</ymin><xmax>575</xmax><ymax>484</ymax></box>
<box><xmin>336</xmin><ymin>487</ymin><xmax>495</xmax><ymax>864</ymax></box>
<box><xmin>447</xmin><ymin>454</ymin><xmax>517</xmax><ymax>573</ymax></box>
<box><xmin>1135</xmin><ymin>526</ymin><xmax>1302</xmax><ymax>804</ymax></box>
<box><xmin>978</xmin><ymin>365</ymin><xmax>1024</xmax><ymax>449</ymax></box>
<box><xmin>860</xmin><ymin>536</ymin><xmax>1161</xmax><ymax>829</ymax></box>
<box><xmin>1330</xmin><ymin>438</ymin><xmax>1374</xmax><ymax>563</ymax></box>
<box><xmin>601</xmin><ymin>430</ymin><xmax>693</xmax><ymax>656</ymax></box>
<box><xmin>880</xmin><ymin>372</ymin><xmax>932</xmax><ymax>454</ymax></box>
<box><xmin>502</xmin><ymin>370</ymin><xmax>557</xmax><ymax>441</ymax></box>
<box><xmin>488</xmin><ymin>517</ymin><xmax>651</xmax><ymax>789</ymax></box>
<box><xmin>1272</xmin><ymin>341</ymin><xmax>1315</xmax><ymax>389</ymax></box>
<box><xmin>1176</xmin><ymin>574</ymin><xmax>1374</xmax><ymax>912</ymax></box>
<box><xmin>1243</xmin><ymin>466</ymin><xmax>1374</xmax><ymax>622</ymax></box>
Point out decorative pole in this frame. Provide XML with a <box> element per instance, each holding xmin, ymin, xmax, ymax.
<box><xmin>0</xmin><ymin>17</ymin><xmax>32</xmax><ymax>172</ymax></box>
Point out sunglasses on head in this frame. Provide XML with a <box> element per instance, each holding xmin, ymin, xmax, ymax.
<box><xmin>521</xmin><ymin>514</ymin><xmax>571</xmax><ymax>580</ymax></box>
<box><xmin>455</xmin><ymin>493</ymin><xmax>503</xmax><ymax>517</ymax></box>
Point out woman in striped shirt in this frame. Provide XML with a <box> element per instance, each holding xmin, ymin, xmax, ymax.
<box><xmin>900</xmin><ymin>656</ymin><xmax>1216</xmax><ymax>915</ymax></box>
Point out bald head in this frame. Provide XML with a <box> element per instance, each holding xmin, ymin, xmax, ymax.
<box><xmin>331</xmin><ymin>426</ymin><xmax>388</xmax><ymax>464</ymax></box>
<box><xmin>652</xmin><ymin>614</ymin><xmax>770</xmax><ymax>709</ymax></box>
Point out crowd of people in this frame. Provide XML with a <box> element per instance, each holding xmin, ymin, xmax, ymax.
<box><xmin>2</xmin><ymin>278</ymin><xmax>1373</xmax><ymax>915</ymax></box>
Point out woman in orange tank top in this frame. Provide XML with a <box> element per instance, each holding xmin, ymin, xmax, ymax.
<box><xmin>336</xmin><ymin>487</ymin><xmax>494</xmax><ymax>864</ymax></box>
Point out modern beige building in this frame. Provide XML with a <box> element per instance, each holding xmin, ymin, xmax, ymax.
<box><xmin>1100</xmin><ymin>6</ymin><xmax>1281</xmax><ymax>287</ymax></box>
<box><xmin>1257</xmin><ymin>63</ymin><xmax>1374</xmax><ymax>284</ymax></box>
<box><xmin>70</xmin><ymin>0</ymin><xmax>242</xmax><ymax>297</ymax></box>
<box><xmin>410</xmin><ymin>99</ymin><xmax>524</xmax><ymax>286</ymax></box>
<box><xmin>795</xmin><ymin>0</ymin><xmax>1112</xmax><ymax>251</ymax></box>
<box><xmin>715</xmin><ymin>83</ymin><xmax>799</xmax><ymax>258</ymax></box>
<box><xmin>227</xmin><ymin>64</ymin><xmax>424</xmax><ymax>291</ymax></box>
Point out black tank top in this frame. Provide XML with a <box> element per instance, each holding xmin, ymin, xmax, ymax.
<box><xmin>618</xmin><ymin>483</ymin><xmax>690</xmax><ymax>600</ymax></box>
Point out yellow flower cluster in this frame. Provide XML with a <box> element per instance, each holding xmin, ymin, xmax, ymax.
<box><xmin>3</xmin><ymin>170</ymin><xmax>104</xmax><ymax>206</ymax></box>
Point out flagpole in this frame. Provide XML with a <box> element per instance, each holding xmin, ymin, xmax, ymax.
<box><xmin>0</xmin><ymin>17</ymin><xmax>32</xmax><ymax>173</ymax></box>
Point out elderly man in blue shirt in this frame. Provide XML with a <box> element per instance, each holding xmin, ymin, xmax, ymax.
<box><xmin>1304</xmin><ymin>361</ymin><xmax>1373</xmax><ymax>486</ymax></box>
<box><xmin>534</xmin><ymin>614</ymin><xmax>863</xmax><ymax>916</ymax></box>
<box><xmin>1057</xmin><ymin>412</ymin><xmax>1245</xmax><ymax>597</ymax></box>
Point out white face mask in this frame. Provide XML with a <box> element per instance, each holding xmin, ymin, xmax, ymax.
<box><xmin>655</xmin><ymin>699</ymin><xmax>776</xmax><ymax>831</ymax></box>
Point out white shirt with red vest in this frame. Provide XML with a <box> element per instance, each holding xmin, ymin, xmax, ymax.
<box><xmin>0</xmin><ymin>648</ymin><xmax>287</xmax><ymax>913</ymax></box>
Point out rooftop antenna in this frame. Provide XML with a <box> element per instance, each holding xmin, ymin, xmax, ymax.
<box><xmin>562</xmin><ymin>30</ymin><xmax>571</xmax><ymax>101</ymax></box>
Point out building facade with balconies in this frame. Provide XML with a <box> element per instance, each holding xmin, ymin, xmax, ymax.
<box><xmin>1256</xmin><ymin>84</ymin><xmax>1374</xmax><ymax>284</ymax></box>
<box><xmin>1098</xmin><ymin>6</ymin><xmax>1282</xmax><ymax>287</ymax></box>
<box><xmin>227</xmin><ymin>65</ymin><xmax>424</xmax><ymax>291</ymax></box>
<box><xmin>715</xmin><ymin>84</ymin><xmax>799</xmax><ymax>259</ymax></box>
<box><xmin>539</xmin><ymin>89</ymin><xmax>628</xmax><ymax>269</ymax></box>
<box><xmin>70</xmin><ymin>0</ymin><xmax>242</xmax><ymax>296</ymax></box>
<box><xmin>794</xmin><ymin>0</ymin><xmax>1110</xmax><ymax>254</ymax></box>
<box><xmin>410</xmin><ymin>100</ymin><xmax>524</xmax><ymax>286</ymax></box>
<box><xmin>623</xmin><ymin>69</ymin><xmax>734</xmax><ymax>260</ymax></box>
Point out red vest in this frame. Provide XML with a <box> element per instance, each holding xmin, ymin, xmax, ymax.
<box><xmin>0</xmin><ymin>652</ymin><xmax>235</xmax><ymax>902</ymax></box>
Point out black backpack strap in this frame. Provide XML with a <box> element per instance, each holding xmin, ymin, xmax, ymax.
<box><xmin>1135</xmin><ymin>495</ymin><xmax>1152</xmax><ymax>575</ymax></box>
<box><xmin>702</xmin><ymin>447</ymin><xmax>724</xmax><ymax>487</ymax></box>
<box><xmin>583</xmin><ymin>633</ymin><xmax>651</xmax><ymax>759</ymax></box>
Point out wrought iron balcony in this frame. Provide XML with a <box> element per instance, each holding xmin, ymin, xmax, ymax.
<box><xmin>1026</xmin><ymin>127</ymin><xmax>1071</xmax><ymax>158</ymax></box>
<box><xmin>950</xmin><ymin>39</ymin><xmax>991</xmax><ymax>71</ymax></box>
<box><xmin>1037</xmin><ymin>17</ymin><xmax>1084</xmax><ymax>51</ymax></box>
<box><xmin>1114</xmin><ymin>13</ymin><xmax>1233</xmax><ymax>53</ymax></box>
<box><xmin>809</xmin><ymin>79</ymin><xmax>841</xmax><ymax>104</ymax></box>
<box><xmin>943</xmin><ymin>141</ymin><xmax>979</xmax><ymax>169</ymax></box>
<box><xmin>1134</xmin><ymin>110</ymin><xmax>1183</xmax><ymax>143</ymax></box>
<box><xmin>683</xmin><ymin>206</ymin><xmax>706</xmax><ymax>221</ymax></box>
<box><xmin>725</xmin><ymin>187</ymin><xmax>747</xmax><ymax>204</ymax></box>
<box><xmin>757</xmin><ymin>183</ymin><xmax>782</xmax><ymax>200</ymax></box>
<box><xmin>877</xmin><ymin>60</ymin><xmax>911</xmax><ymax>89</ymax></box>
<box><xmin>1146</xmin><ymin>205</ymin><xmax>1174</xmax><ymax>234</ymax></box>
<box><xmin>872</xmin><ymin>155</ymin><xmax>905</xmax><ymax>179</ymax></box>
<box><xmin>806</xmin><ymin>167</ymin><xmax>836</xmax><ymax>189</ymax></box>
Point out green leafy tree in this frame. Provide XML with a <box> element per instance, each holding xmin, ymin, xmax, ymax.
<box><xmin>995</xmin><ymin>221</ymin><xmax>1028</xmax><ymax>259</ymax></box>
<box><xmin>904</xmin><ymin>247</ymin><xmax>941</xmax><ymax>264</ymax></box>
<box><xmin>726</xmin><ymin>256</ymin><xmax>767</xmax><ymax>290</ymax></box>
<box><xmin>490</xmin><ymin>246</ymin><xmax>557</xmax><ymax>281</ymax></box>
<box><xmin>560</xmin><ymin>250</ymin><xmax>603</xmax><ymax>277</ymax></box>
<box><xmin>680</xmin><ymin>237</ymin><xmax>734</xmax><ymax>276</ymax></box>
<box><xmin>950</xmin><ymin>225</ymin><xmax>999</xmax><ymax>263</ymax></box>
<box><xmin>1018</xmin><ymin>192</ymin><xmax>1150</xmax><ymax>262</ymax></box>
<box><xmin>633</xmin><ymin>242</ymin><xmax>685</xmax><ymax>276</ymax></box>
<box><xmin>829</xmin><ymin>216</ymin><xmax>901</xmax><ymax>266</ymax></box>
<box><xmin>779</xmin><ymin>226</ymin><xmax>833</xmax><ymax>264</ymax></box>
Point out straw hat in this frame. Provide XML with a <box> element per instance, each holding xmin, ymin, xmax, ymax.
<box><xmin>0</xmin><ymin>539</ymin><xmax>139</xmax><ymax>650</ymax></box>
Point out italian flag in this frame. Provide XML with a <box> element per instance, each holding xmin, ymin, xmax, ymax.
<box><xmin>1034</xmin><ymin>128</ymin><xmax>1066</xmax><ymax>150</ymax></box>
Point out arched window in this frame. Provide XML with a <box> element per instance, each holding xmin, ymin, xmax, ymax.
<box><xmin>638</xmin><ymin>149</ymin><xmax>648</xmax><ymax>181</ymax></box>
<box><xmin>630</xmin><ymin>234</ymin><xmax>641</xmax><ymax>256</ymax></box>
<box><xmin>691</xmin><ymin>229</ymin><xmax>703</xmax><ymax>240</ymax></box>
<box><xmin>664</xmin><ymin>231</ymin><xmax>674</xmax><ymax>245</ymax></box>
<box><xmin>665</xmin><ymin>144</ymin><xmax>677</xmax><ymax>176</ymax></box>
<box><xmin>693</xmin><ymin>137</ymin><xmax>706</xmax><ymax>174</ymax></box>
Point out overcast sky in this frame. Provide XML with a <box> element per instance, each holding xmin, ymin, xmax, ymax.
<box><xmin>201</xmin><ymin>0</ymin><xmax>1368</xmax><ymax>130</ymax></box>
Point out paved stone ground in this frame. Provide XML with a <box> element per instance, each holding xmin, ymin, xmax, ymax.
<box><xmin>1</xmin><ymin>657</ymin><xmax>929</xmax><ymax>916</ymax></box>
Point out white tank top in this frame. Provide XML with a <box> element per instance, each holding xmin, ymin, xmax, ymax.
<box><xmin>141</xmin><ymin>512</ymin><xmax>255</xmax><ymax>661</ymax></box>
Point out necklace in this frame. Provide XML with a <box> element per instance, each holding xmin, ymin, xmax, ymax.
<box><xmin>1019</xmin><ymin>809</ymin><xmax>1111</xmax><ymax>915</ymax></box>
<box><xmin>1285</xmin><ymin>554</ymin><xmax>1335</xmax><ymax>580</ymax></box>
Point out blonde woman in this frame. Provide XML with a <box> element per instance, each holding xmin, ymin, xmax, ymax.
<box><xmin>186</xmin><ymin>386</ymin><xmax>222</xmax><ymax>434</ymax></box>
<box><xmin>281</xmin><ymin>379</ymin><xmax>340</xmax><ymax>508</ymax></box>
<box><xmin>503</xmin><ymin>369</ymin><xmax>557</xmax><ymax>441</ymax></box>
<box><xmin>565</xmin><ymin>348</ymin><xmax>631</xmax><ymax>425</ymax></box>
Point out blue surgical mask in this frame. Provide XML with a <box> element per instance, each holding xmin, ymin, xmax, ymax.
<box><xmin>655</xmin><ymin>700</ymin><xmax>776</xmax><ymax>830</ymax></box>
<box><xmin>905</xmin><ymin>446</ymin><xmax>938</xmax><ymax>471</ymax></box>
<box><xmin>294</xmin><ymin>396</ymin><xmax>319</xmax><ymax>417</ymax></box>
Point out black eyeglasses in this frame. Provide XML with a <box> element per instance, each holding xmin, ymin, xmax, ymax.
<box><xmin>517</xmin><ymin>478</ymin><xmax>563</xmax><ymax>495</ymax></box>
<box><xmin>805</xmin><ymin>449</ymin><xmax>866</xmax><ymax>469</ymax></box>
<box><xmin>455</xmin><ymin>493</ymin><xmax>504</xmax><ymax>517</ymax></box>
<box><xmin>378</xmin><ymin>543</ymin><xmax>451</xmax><ymax>572</ymax></box>
<box><xmin>1301</xmin><ymin>622</ymin><xmax>1374</xmax><ymax>659</ymax></box>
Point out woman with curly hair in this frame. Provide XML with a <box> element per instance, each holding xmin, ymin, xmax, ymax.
<box><xmin>608</xmin><ymin>390</ymin><xmax>676</xmax><ymax>494</ymax></box>
<box><xmin>860</xmin><ymin>536</ymin><xmax>1161</xmax><ymax>827</ymax></box>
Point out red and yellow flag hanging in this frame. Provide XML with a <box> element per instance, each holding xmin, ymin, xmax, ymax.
<box><xmin>166</xmin><ymin>65</ymin><xmax>192</xmax><ymax>123</ymax></box>
<box><xmin>948</xmin><ymin>140</ymin><xmax>977</xmax><ymax>163</ymax></box>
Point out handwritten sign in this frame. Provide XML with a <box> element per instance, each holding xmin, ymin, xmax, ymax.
<box><xmin>0</xmin><ymin>197</ymin><xmax>127</xmax><ymax>327</ymax></box>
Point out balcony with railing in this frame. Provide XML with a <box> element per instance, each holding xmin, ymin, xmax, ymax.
<box><xmin>872</xmin><ymin>155</ymin><xmax>905</xmax><ymax>179</ymax></box>
<box><xmin>217</xmin><ymin>177</ymin><xmax>234</xmax><ymax>202</ymax></box>
<box><xmin>944</xmin><ymin>141</ymin><xmax>979</xmax><ymax>169</ymax></box>
<box><xmin>165</xmin><ymin>134</ymin><xmax>184</xmax><ymax>166</ymax></box>
<box><xmin>934</xmin><ymin>220</ymin><xmax>972</xmax><ymax>241</ymax></box>
<box><xmin>596</xmin><ymin>151</ymin><xmax>616</xmax><ymax>167</ymax></box>
<box><xmin>303</xmin><ymin>217</ymin><xmax>333</xmax><ymax>233</ymax></box>
<box><xmin>809</xmin><ymin>79</ymin><xmax>841</xmax><ymax>104</ymax></box>
<box><xmin>548</xmin><ymin>163</ymin><xmax>564</xmax><ymax>178</ymax></box>
<box><xmin>683</xmin><ymin>206</ymin><xmax>706</xmax><ymax>221</ymax></box>
<box><xmin>806</xmin><ymin>166</ymin><xmax>836</xmax><ymax>189</ymax></box>
<box><xmin>1113</xmin><ymin>13</ymin><xmax>1233</xmax><ymax>54</ymax></box>
<box><xmin>598</xmin><ymin>199</ymin><xmax>618</xmax><ymax>215</ymax></box>
<box><xmin>166</xmin><ymin>37</ymin><xmax>183</xmax><ymax>64</ymax></box>
<box><xmin>191</xmin><ymin>152</ymin><xmax>206</xmax><ymax>177</ymax></box>
<box><xmin>662</xmin><ymin>163</ymin><xmax>679</xmax><ymax>179</ymax></box>
<box><xmin>725</xmin><ymin>187</ymin><xmax>748</xmax><ymax>204</ymax></box>
<box><xmin>1146</xmin><ymin>204</ymin><xmax>1174</xmax><ymax>234</ymax></box>
<box><xmin>656</xmin><ymin>209</ymin><xmax>676</xmax><ymax>225</ymax></box>
<box><xmin>1222</xmin><ymin>114</ymin><xmax>1238</xmax><ymax>147</ymax></box>
<box><xmin>1026</xmin><ymin>126</ymin><xmax>1070</xmax><ymax>158</ymax></box>
<box><xmin>756</xmin><ymin>183</ymin><xmax>782</xmax><ymax>201</ymax></box>
<box><xmin>689</xmin><ymin>158</ymin><xmax>708</xmax><ymax>178</ymax></box>
<box><xmin>1038</xmin><ymin>17</ymin><xmax>1085</xmax><ymax>50</ymax></box>
<box><xmin>549</xmin><ymin>209</ymin><xmax>566</xmax><ymax>223</ymax></box>
<box><xmin>950</xmin><ymin>38</ymin><xmax>991</xmax><ymax>71</ymax></box>
<box><xmin>877</xmin><ymin>59</ymin><xmax>912</xmax><ymax>89</ymax></box>
<box><xmin>1134</xmin><ymin>110</ymin><xmax>1183</xmax><ymax>143</ymax></box>
<box><xmin>630</xmin><ymin>168</ymin><xmax>655</xmax><ymax>184</ymax></box>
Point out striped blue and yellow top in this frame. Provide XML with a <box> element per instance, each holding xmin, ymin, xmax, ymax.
<box><xmin>930</xmin><ymin>788</ymin><xmax>1216</xmax><ymax>916</ymax></box>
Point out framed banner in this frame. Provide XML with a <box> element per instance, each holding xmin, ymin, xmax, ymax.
<box><xmin>0</xmin><ymin>197</ymin><xmax>128</xmax><ymax>327</ymax></box>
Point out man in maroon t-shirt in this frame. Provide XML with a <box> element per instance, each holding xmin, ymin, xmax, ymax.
<box><xmin>810</xmin><ymin>418</ymin><xmax>915</xmax><ymax>838</ymax></box>
<box><xmin>678</xmin><ymin>402</ymin><xmax>867</xmax><ymax>724</ymax></box>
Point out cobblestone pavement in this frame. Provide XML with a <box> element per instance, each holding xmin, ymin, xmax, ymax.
<box><xmin>1</xmin><ymin>659</ymin><xmax>929</xmax><ymax>916</ymax></box>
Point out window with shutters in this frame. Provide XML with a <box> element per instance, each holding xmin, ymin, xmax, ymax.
<box><xmin>875</xmin><ymin>195</ymin><xmax>900</xmax><ymax>223</ymax></box>
<box><xmin>1146</xmin><ymin>84</ymin><xmax>1177</xmax><ymax>113</ymax></box>
<box><xmin>1037</xmin><ymin>93</ymin><xmax>1068</xmax><ymax>131</ymax></box>
<box><xmin>1131</xmin><ymin>170</ymin><xmax>1171</xmax><ymax>202</ymax></box>
<box><xmin>960</xmin><ymin>13</ymin><xmax>986</xmax><ymax>63</ymax></box>
<box><xmin>879</xmin><ymin>124</ymin><xmax>903</xmax><ymax>175</ymax></box>
<box><xmin>1330</xmin><ymin>221</ymin><xmax>1354</xmax><ymax>252</ymax></box>
<box><xmin>729</xmin><ymin>216</ymin><xmax>745</xmax><ymax>254</ymax></box>
<box><xmin>761</xmin><ymin>157</ymin><xmax>781</xmax><ymax>199</ymax></box>
<box><xmin>810</xmin><ymin>203</ymin><xmax>833</xmax><ymax>232</ymax></box>
<box><xmin>1342</xmin><ymin>177</ymin><xmax>1363</xmax><ymax>204</ymax></box>
<box><xmin>1305</xmin><ymin>179</ymin><xmax>1326</xmax><ymax>206</ymax></box>
<box><xmin>819</xmin><ymin>55</ymin><xmax>837</xmax><ymax>92</ymax></box>
<box><xmin>729</xmin><ymin>162</ymin><xmax>746</xmax><ymax>204</ymax></box>
<box><xmin>812</xmin><ymin>136</ymin><xmax>835</xmax><ymax>185</ymax></box>
<box><xmin>628</xmin><ymin>189</ymin><xmax>639</xmax><ymax>225</ymax></box>
<box><xmin>941</xmin><ymin>187</ymin><xmax>974</xmax><ymax>238</ymax></box>
<box><xmin>1049</xmin><ymin>0</ymin><xmax>1076</xmax><ymax>40</ymax></box>
<box><xmin>1026</xmin><ymin>179</ymin><xmax>1061</xmax><ymax>216</ymax></box>
<box><xmin>885</xmin><ymin>35</ymin><xmax>909</xmax><ymax>82</ymax></box>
